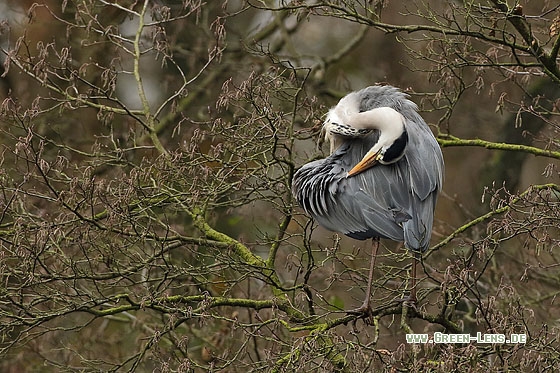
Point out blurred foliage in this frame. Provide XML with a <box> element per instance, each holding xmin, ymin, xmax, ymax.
<box><xmin>0</xmin><ymin>0</ymin><xmax>559</xmax><ymax>372</ymax></box>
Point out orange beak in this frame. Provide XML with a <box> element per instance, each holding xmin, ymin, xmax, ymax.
<box><xmin>347</xmin><ymin>149</ymin><xmax>382</xmax><ymax>177</ymax></box>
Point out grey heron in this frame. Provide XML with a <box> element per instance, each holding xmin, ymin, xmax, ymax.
<box><xmin>292</xmin><ymin>85</ymin><xmax>444</xmax><ymax>318</ymax></box>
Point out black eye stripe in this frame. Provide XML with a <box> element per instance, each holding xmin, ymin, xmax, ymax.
<box><xmin>381</xmin><ymin>129</ymin><xmax>408</xmax><ymax>163</ymax></box>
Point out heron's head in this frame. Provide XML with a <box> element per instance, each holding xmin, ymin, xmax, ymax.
<box><xmin>321</xmin><ymin>89</ymin><xmax>409</xmax><ymax>177</ymax></box>
<box><xmin>346</xmin><ymin>107</ymin><xmax>408</xmax><ymax>177</ymax></box>
<box><xmin>346</xmin><ymin>128</ymin><xmax>408</xmax><ymax>176</ymax></box>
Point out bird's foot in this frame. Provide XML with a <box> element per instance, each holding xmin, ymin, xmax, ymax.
<box><xmin>393</xmin><ymin>293</ymin><xmax>418</xmax><ymax>311</ymax></box>
<box><xmin>347</xmin><ymin>303</ymin><xmax>375</xmax><ymax>326</ymax></box>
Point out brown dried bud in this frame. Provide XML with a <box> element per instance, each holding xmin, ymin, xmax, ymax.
<box><xmin>550</xmin><ymin>15</ymin><xmax>560</xmax><ymax>37</ymax></box>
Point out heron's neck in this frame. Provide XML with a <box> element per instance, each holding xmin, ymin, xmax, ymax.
<box><xmin>349</xmin><ymin>107</ymin><xmax>407</xmax><ymax>164</ymax></box>
<box><xmin>324</xmin><ymin>104</ymin><xmax>405</xmax><ymax>154</ymax></box>
<box><xmin>347</xmin><ymin>107</ymin><xmax>405</xmax><ymax>142</ymax></box>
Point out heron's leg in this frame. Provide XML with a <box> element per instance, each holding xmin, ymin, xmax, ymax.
<box><xmin>362</xmin><ymin>237</ymin><xmax>379</xmax><ymax>309</ymax></box>
<box><xmin>347</xmin><ymin>237</ymin><xmax>379</xmax><ymax>321</ymax></box>
<box><xmin>410</xmin><ymin>252</ymin><xmax>418</xmax><ymax>303</ymax></box>
<box><xmin>408</xmin><ymin>251</ymin><xmax>421</xmax><ymax>304</ymax></box>
<box><xmin>392</xmin><ymin>251</ymin><xmax>421</xmax><ymax>309</ymax></box>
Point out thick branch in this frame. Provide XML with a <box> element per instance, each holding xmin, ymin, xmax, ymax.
<box><xmin>489</xmin><ymin>0</ymin><xmax>560</xmax><ymax>83</ymax></box>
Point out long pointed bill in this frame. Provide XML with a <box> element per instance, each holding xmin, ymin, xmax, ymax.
<box><xmin>347</xmin><ymin>149</ymin><xmax>382</xmax><ymax>177</ymax></box>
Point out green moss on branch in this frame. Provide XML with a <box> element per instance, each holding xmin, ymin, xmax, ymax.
<box><xmin>438</xmin><ymin>135</ymin><xmax>560</xmax><ymax>160</ymax></box>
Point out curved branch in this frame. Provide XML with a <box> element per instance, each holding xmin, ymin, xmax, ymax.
<box><xmin>428</xmin><ymin>183</ymin><xmax>560</xmax><ymax>254</ymax></box>
<box><xmin>438</xmin><ymin>135</ymin><xmax>560</xmax><ymax>160</ymax></box>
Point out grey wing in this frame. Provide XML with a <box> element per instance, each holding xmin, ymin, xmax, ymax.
<box><xmin>400</xmin><ymin>113</ymin><xmax>444</xmax><ymax>250</ymax></box>
<box><xmin>336</xmin><ymin>162</ymin><xmax>409</xmax><ymax>242</ymax></box>
<box><xmin>358</xmin><ymin>88</ymin><xmax>443</xmax><ymax>250</ymax></box>
<box><xmin>349</xmin><ymin>135</ymin><xmax>440</xmax><ymax>251</ymax></box>
<box><xmin>293</xmin><ymin>137</ymin><xmax>407</xmax><ymax>242</ymax></box>
<box><xmin>404</xmin><ymin>112</ymin><xmax>444</xmax><ymax>200</ymax></box>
